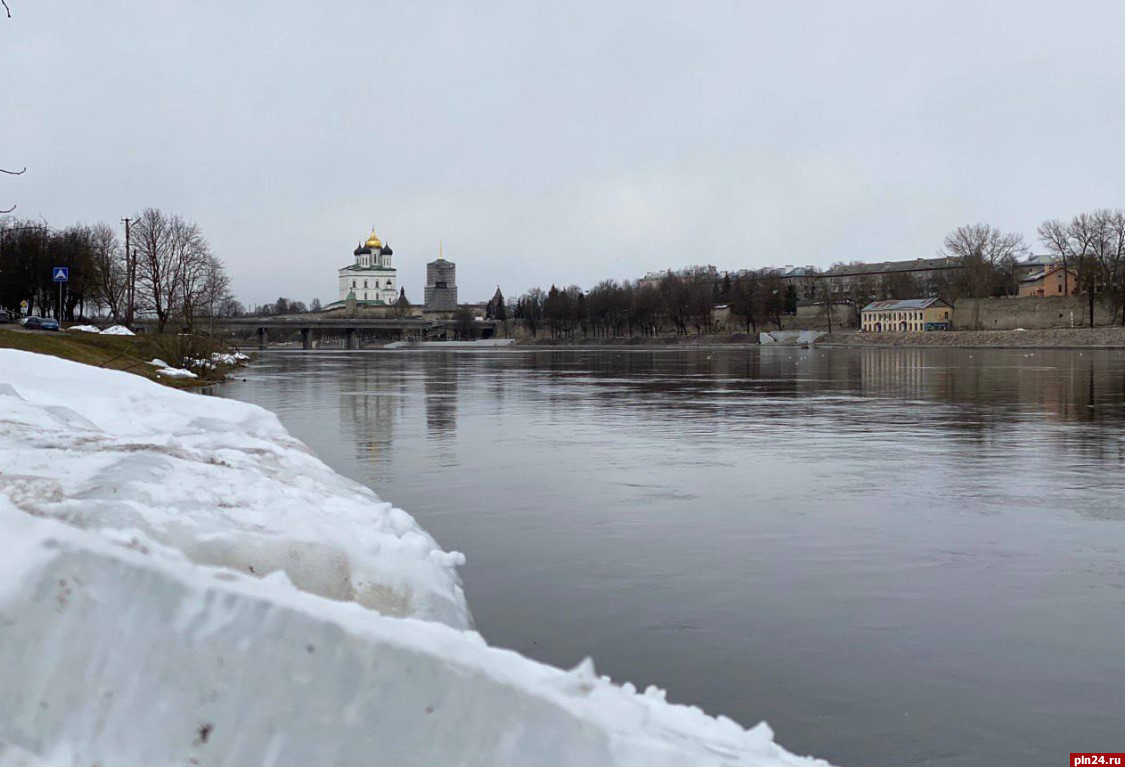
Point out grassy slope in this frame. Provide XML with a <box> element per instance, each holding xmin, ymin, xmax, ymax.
<box><xmin>0</xmin><ymin>325</ymin><xmax>243</xmax><ymax>388</ymax></box>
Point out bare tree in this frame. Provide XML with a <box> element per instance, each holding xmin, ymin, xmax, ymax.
<box><xmin>132</xmin><ymin>208</ymin><xmax>223</xmax><ymax>332</ymax></box>
<box><xmin>1037</xmin><ymin>218</ymin><xmax>1075</xmax><ymax>297</ymax></box>
<box><xmin>1038</xmin><ymin>213</ymin><xmax>1103</xmax><ymax>327</ymax></box>
<box><xmin>194</xmin><ymin>253</ymin><xmax>231</xmax><ymax>333</ymax></box>
<box><xmin>516</xmin><ymin>287</ymin><xmax>545</xmax><ymax>337</ymax></box>
<box><xmin>942</xmin><ymin>223</ymin><xmax>1027</xmax><ymax>298</ymax></box>
<box><xmin>218</xmin><ymin>296</ymin><xmax>244</xmax><ymax>317</ymax></box>
<box><xmin>1097</xmin><ymin>209</ymin><xmax>1125</xmax><ymax>325</ymax></box>
<box><xmin>131</xmin><ymin>208</ymin><xmax>176</xmax><ymax>330</ymax></box>
<box><xmin>729</xmin><ymin>272</ymin><xmax>762</xmax><ymax>333</ymax></box>
<box><xmin>89</xmin><ymin>223</ymin><xmax>127</xmax><ymax>321</ymax></box>
<box><xmin>172</xmin><ymin>216</ymin><xmax>214</xmax><ymax>330</ymax></box>
<box><xmin>453</xmin><ymin>307</ymin><xmax>477</xmax><ymax>340</ymax></box>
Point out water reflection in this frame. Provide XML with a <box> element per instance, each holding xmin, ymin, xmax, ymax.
<box><xmin>219</xmin><ymin>347</ymin><xmax>1125</xmax><ymax>767</ymax></box>
<box><xmin>497</xmin><ymin>347</ymin><xmax>1125</xmax><ymax>424</ymax></box>
<box><xmin>423</xmin><ymin>352</ymin><xmax>458</xmax><ymax>441</ymax></box>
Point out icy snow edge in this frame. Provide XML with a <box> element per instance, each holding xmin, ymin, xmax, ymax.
<box><xmin>0</xmin><ymin>506</ymin><xmax>832</xmax><ymax>767</ymax></box>
<box><xmin>0</xmin><ymin>349</ymin><xmax>470</xmax><ymax>629</ymax></box>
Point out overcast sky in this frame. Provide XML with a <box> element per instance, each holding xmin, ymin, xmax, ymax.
<box><xmin>4</xmin><ymin>1</ymin><xmax>1125</xmax><ymax>306</ymax></box>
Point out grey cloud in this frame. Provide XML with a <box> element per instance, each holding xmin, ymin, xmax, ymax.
<box><xmin>4</xmin><ymin>1</ymin><xmax>1125</xmax><ymax>305</ymax></box>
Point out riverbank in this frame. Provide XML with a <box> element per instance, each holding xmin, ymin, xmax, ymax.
<box><xmin>518</xmin><ymin>333</ymin><xmax>758</xmax><ymax>348</ymax></box>
<box><xmin>0</xmin><ymin>350</ymin><xmax>832</xmax><ymax>767</ymax></box>
<box><xmin>515</xmin><ymin>326</ymin><xmax>1125</xmax><ymax>350</ymax></box>
<box><xmin>0</xmin><ymin>324</ymin><xmax>250</xmax><ymax>387</ymax></box>
<box><xmin>822</xmin><ymin>326</ymin><xmax>1125</xmax><ymax>348</ymax></box>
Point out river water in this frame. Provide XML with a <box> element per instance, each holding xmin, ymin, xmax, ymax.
<box><xmin>218</xmin><ymin>347</ymin><xmax>1125</xmax><ymax>766</ymax></box>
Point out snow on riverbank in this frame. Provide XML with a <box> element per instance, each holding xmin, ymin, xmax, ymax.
<box><xmin>0</xmin><ymin>350</ymin><xmax>833</xmax><ymax>767</ymax></box>
<box><xmin>0</xmin><ymin>350</ymin><xmax>469</xmax><ymax>627</ymax></box>
<box><xmin>154</xmin><ymin>365</ymin><xmax>198</xmax><ymax>379</ymax></box>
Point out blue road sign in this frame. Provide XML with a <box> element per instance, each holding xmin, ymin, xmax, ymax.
<box><xmin>52</xmin><ymin>267</ymin><xmax>69</xmax><ymax>282</ymax></box>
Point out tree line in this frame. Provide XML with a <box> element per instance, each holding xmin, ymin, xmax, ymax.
<box><xmin>249</xmin><ymin>297</ymin><xmax>323</xmax><ymax>316</ymax></box>
<box><xmin>1037</xmin><ymin>210</ymin><xmax>1125</xmax><ymax>327</ymax></box>
<box><xmin>512</xmin><ymin>267</ymin><xmax>801</xmax><ymax>338</ymax></box>
<box><xmin>510</xmin><ymin>211</ymin><xmax>1125</xmax><ymax>337</ymax></box>
<box><xmin>0</xmin><ymin>208</ymin><xmax>235</xmax><ymax>331</ymax></box>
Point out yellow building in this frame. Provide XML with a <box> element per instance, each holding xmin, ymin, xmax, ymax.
<box><xmin>860</xmin><ymin>298</ymin><xmax>953</xmax><ymax>332</ymax></box>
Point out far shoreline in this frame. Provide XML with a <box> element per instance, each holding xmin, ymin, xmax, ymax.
<box><xmin>506</xmin><ymin>326</ymin><xmax>1125</xmax><ymax>351</ymax></box>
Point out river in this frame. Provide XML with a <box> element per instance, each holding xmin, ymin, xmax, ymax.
<box><xmin>218</xmin><ymin>346</ymin><xmax>1125</xmax><ymax>766</ymax></box>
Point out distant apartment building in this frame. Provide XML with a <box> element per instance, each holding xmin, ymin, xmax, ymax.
<box><xmin>822</xmin><ymin>257</ymin><xmax>963</xmax><ymax>297</ymax></box>
<box><xmin>860</xmin><ymin>298</ymin><xmax>953</xmax><ymax>332</ymax></box>
<box><xmin>638</xmin><ymin>265</ymin><xmax>718</xmax><ymax>288</ymax></box>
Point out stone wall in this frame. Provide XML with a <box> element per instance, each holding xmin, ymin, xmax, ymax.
<box><xmin>953</xmin><ymin>295</ymin><xmax>1115</xmax><ymax>331</ymax></box>
<box><xmin>321</xmin><ymin>304</ymin><xmax>423</xmax><ymax>319</ymax></box>
<box><xmin>792</xmin><ymin>302</ymin><xmax>855</xmax><ymax>330</ymax></box>
<box><xmin>716</xmin><ymin>303</ymin><xmax>854</xmax><ymax>332</ymax></box>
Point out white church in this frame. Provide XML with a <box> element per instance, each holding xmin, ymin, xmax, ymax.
<box><xmin>337</xmin><ymin>228</ymin><xmax>397</xmax><ymax>304</ymax></box>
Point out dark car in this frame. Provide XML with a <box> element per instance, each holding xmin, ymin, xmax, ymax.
<box><xmin>0</xmin><ymin>309</ymin><xmax>13</xmax><ymax>323</ymax></box>
<box><xmin>21</xmin><ymin>316</ymin><xmax>60</xmax><ymax>331</ymax></box>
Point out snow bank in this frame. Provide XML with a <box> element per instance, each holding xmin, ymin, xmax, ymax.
<box><xmin>210</xmin><ymin>351</ymin><xmax>250</xmax><ymax>365</ymax></box>
<box><xmin>0</xmin><ymin>350</ymin><xmax>469</xmax><ymax>628</ymax></box>
<box><xmin>154</xmin><ymin>365</ymin><xmax>198</xmax><ymax>379</ymax></box>
<box><xmin>0</xmin><ymin>504</ymin><xmax>831</xmax><ymax>767</ymax></box>
<box><xmin>100</xmin><ymin>325</ymin><xmax>135</xmax><ymax>336</ymax></box>
<box><xmin>0</xmin><ymin>350</ymin><xmax>832</xmax><ymax>767</ymax></box>
<box><xmin>65</xmin><ymin>324</ymin><xmax>101</xmax><ymax>334</ymax></box>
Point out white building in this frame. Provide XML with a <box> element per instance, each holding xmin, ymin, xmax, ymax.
<box><xmin>337</xmin><ymin>229</ymin><xmax>397</xmax><ymax>304</ymax></box>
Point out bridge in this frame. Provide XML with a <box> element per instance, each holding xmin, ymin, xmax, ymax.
<box><xmin>180</xmin><ymin>316</ymin><xmax>500</xmax><ymax>349</ymax></box>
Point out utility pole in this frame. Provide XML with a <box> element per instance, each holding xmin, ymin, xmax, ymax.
<box><xmin>122</xmin><ymin>217</ymin><xmax>134</xmax><ymax>326</ymax></box>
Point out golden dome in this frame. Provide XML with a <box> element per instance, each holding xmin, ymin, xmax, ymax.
<box><xmin>365</xmin><ymin>229</ymin><xmax>382</xmax><ymax>249</ymax></box>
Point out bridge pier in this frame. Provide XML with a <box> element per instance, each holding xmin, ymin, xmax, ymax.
<box><xmin>300</xmin><ymin>328</ymin><xmax>312</xmax><ymax>350</ymax></box>
<box><xmin>345</xmin><ymin>328</ymin><xmax>356</xmax><ymax>350</ymax></box>
<box><xmin>257</xmin><ymin>327</ymin><xmax>267</xmax><ymax>350</ymax></box>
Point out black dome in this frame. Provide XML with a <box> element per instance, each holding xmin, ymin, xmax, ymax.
<box><xmin>381</xmin><ymin>243</ymin><xmax>393</xmax><ymax>256</ymax></box>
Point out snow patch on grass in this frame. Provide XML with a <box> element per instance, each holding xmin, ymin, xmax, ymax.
<box><xmin>100</xmin><ymin>325</ymin><xmax>135</xmax><ymax>336</ymax></box>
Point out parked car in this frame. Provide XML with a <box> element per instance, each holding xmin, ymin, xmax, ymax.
<box><xmin>0</xmin><ymin>309</ymin><xmax>13</xmax><ymax>323</ymax></box>
<box><xmin>21</xmin><ymin>316</ymin><xmax>60</xmax><ymax>331</ymax></box>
